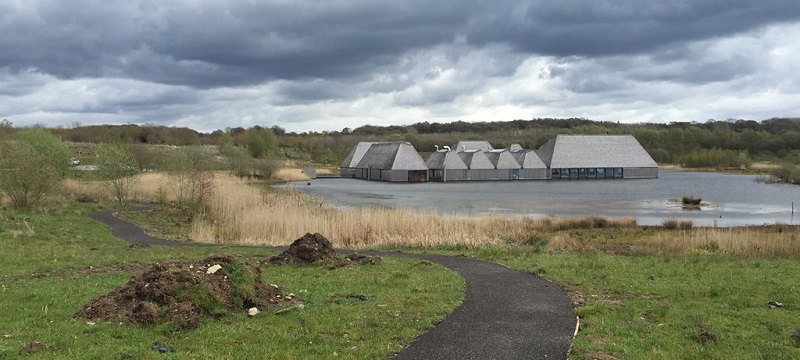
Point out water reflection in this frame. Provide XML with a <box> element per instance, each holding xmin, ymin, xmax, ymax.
<box><xmin>285</xmin><ymin>171</ymin><xmax>800</xmax><ymax>226</ymax></box>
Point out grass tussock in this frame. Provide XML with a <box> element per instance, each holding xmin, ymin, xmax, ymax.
<box><xmin>661</xmin><ymin>218</ymin><xmax>694</xmax><ymax>230</ymax></box>
<box><xmin>682</xmin><ymin>196</ymin><xmax>702</xmax><ymax>206</ymax></box>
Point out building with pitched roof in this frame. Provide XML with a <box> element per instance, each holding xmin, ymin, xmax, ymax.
<box><xmin>340</xmin><ymin>142</ymin><xmax>379</xmax><ymax>178</ymax></box>
<box><xmin>510</xmin><ymin>149</ymin><xmax>548</xmax><ymax>180</ymax></box>
<box><xmin>536</xmin><ymin>135</ymin><xmax>658</xmax><ymax>179</ymax></box>
<box><xmin>426</xmin><ymin>150</ymin><xmax>468</xmax><ymax>181</ymax></box>
<box><xmin>341</xmin><ymin>134</ymin><xmax>656</xmax><ymax>182</ymax></box>
<box><xmin>351</xmin><ymin>142</ymin><xmax>428</xmax><ymax>182</ymax></box>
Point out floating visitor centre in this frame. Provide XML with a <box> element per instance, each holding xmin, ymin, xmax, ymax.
<box><xmin>340</xmin><ymin>135</ymin><xmax>658</xmax><ymax>182</ymax></box>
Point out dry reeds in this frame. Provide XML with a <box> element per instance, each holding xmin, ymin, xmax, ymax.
<box><xmin>273</xmin><ymin>168</ymin><xmax>310</xmax><ymax>182</ymax></box>
<box><xmin>649</xmin><ymin>227</ymin><xmax>800</xmax><ymax>258</ymax></box>
<box><xmin>192</xmin><ymin>174</ymin><xmax>509</xmax><ymax>247</ymax></box>
<box><xmin>111</xmin><ymin>171</ymin><xmax>800</xmax><ymax>258</ymax></box>
<box><xmin>662</xmin><ymin>219</ymin><xmax>694</xmax><ymax>230</ymax></box>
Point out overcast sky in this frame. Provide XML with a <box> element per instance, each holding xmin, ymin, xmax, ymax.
<box><xmin>2</xmin><ymin>1</ymin><xmax>800</xmax><ymax>133</ymax></box>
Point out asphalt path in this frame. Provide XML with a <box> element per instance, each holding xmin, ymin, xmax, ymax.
<box><xmin>89</xmin><ymin>210</ymin><xmax>577</xmax><ymax>359</ymax></box>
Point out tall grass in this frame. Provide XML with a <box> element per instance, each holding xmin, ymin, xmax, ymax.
<box><xmin>649</xmin><ymin>226</ymin><xmax>800</xmax><ymax>257</ymax></box>
<box><xmin>121</xmin><ymin>172</ymin><xmax>800</xmax><ymax>257</ymax></box>
<box><xmin>171</xmin><ymin>174</ymin><xmax>634</xmax><ymax>248</ymax></box>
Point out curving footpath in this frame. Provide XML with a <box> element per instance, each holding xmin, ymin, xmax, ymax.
<box><xmin>90</xmin><ymin>210</ymin><xmax>577</xmax><ymax>359</ymax></box>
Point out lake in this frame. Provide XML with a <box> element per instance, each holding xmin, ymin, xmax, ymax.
<box><xmin>283</xmin><ymin>171</ymin><xmax>800</xmax><ymax>226</ymax></box>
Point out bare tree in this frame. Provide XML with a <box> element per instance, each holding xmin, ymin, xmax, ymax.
<box><xmin>96</xmin><ymin>143</ymin><xmax>140</xmax><ymax>206</ymax></box>
<box><xmin>169</xmin><ymin>147</ymin><xmax>215</xmax><ymax>217</ymax></box>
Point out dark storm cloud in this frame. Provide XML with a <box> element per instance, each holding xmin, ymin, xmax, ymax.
<box><xmin>2</xmin><ymin>1</ymin><xmax>798</xmax><ymax>90</ymax></box>
<box><xmin>468</xmin><ymin>1</ymin><xmax>800</xmax><ymax>56</ymax></box>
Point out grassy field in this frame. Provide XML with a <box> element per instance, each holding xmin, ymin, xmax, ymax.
<box><xmin>0</xmin><ymin>203</ymin><xmax>463</xmax><ymax>359</ymax></box>
<box><xmin>445</xmin><ymin>246</ymin><xmax>800</xmax><ymax>359</ymax></box>
<box><xmin>7</xmin><ymin>171</ymin><xmax>800</xmax><ymax>358</ymax></box>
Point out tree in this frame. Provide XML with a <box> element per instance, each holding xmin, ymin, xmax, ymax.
<box><xmin>0</xmin><ymin>129</ymin><xmax>71</xmax><ymax>209</ymax></box>
<box><xmin>96</xmin><ymin>143</ymin><xmax>140</xmax><ymax>205</ymax></box>
<box><xmin>244</xmin><ymin>126</ymin><xmax>277</xmax><ymax>158</ymax></box>
<box><xmin>168</xmin><ymin>148</ymin><xmax>215</xmax><ymax>217</ymax></box>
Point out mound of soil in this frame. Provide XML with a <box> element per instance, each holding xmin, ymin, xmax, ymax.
<box><xmin>76</xmin><ymin>254</ymin><xmax>295</xmax><ymax>330</ymax></box>
<box><xmin>269</xmin><ymin>233</ymin><xmax>381</xmax><ymax>267</ymax></box>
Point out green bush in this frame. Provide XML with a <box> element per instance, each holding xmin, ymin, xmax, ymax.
<box><xmin>0</xmin><ymin>129</ymin><xmax>71</xmax><ymax>209</ymax></box>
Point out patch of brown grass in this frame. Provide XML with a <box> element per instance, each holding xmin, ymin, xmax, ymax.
<box><xmin>114</xmin><ymin>172</ymin><xmax>800</xmax><ymax>258</ymax></box>
<box><xmin>273</xmin><ymin>168</ymin><xmax>310</xmax><ymax>182</ymax></box>
<box><xmin>648</xmin><ymin>227</ymin><xmax>800</xmax><ymax>257</ymax></box>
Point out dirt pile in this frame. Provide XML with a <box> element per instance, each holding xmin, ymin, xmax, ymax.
<box><xmin>269</xmin><ymin>233</ymin><xmax>381</xmax><ymax>266</ymax></box>
<box><xmin>76</xmin><ymin>254</ymin><xmax>296</xmax><ymax>330</ymax></box>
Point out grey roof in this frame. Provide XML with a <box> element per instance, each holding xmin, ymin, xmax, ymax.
<box><xmin>341</xmin><ymin>142</ymin><xmax>379</xmax><ymax>168</ymax></box>
<box><xmin>426</xmin><ymin>151</ymin><xmax>468</xmax><ymax>169</ymax></box>
<box><xmin>507</xmin><ymin>144</ymin><xmax>524</xmax><ymax>151</ymax></box>
<box><xmin>453</xmin><ymin>140</ymin><xmax>493</xmax><ymax>152</ymax></box>
<box><xmin>355</xmin><ymin>142</ymin><xmax>428</xmax><ymax>170</ymax></box>
<box><xmin>484</xmin><ymin>150</ymin><xmax>521</xmax><ymax>169</ymax></box>
<box><xmin>511</xmin><ymin>150</ymin><xmax>547</xmax><ymax>169</ymax></box>
<box><xmin>536</xmin><ymin>135</ymin><xmax>657</xmax><ymax>168</ymax></box>
<box><xmin>458</xmin><ymin>150</ymin><xmax>495</xmax><ymax>169</ymax></box>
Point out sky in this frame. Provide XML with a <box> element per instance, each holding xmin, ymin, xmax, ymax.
<box><xmin>2</xmin><ymin>1</ymin><xmax>800</xmax><ymax>134</ymax></box>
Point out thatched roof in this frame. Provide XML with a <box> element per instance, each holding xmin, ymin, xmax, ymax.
<box><xmin>507</xmin><ymin>144</ymin><xmax>524</xmax><ymax>151</ymax></box>
<box><xmin>536</xmin><ymin>135</ymin><xmax>657</xmax><ymax>168</ymax></box>
<box><xmin>426</xmin><ymin>151</ymin><xmax>468</xmax><ymax>169</ymax></box>
<box><xmin>341</xmin><ymin>142</ymin><xmax>379</xmax><ymax>168</ymax></box>
<box><xmin>510</xmin><ymin>150</ymin><xmax>547</xmax><ymax>169</ymax></box>
<box><xmin>355</xmin><ymin>142</ymin><xmax>428</xmax><ymax>170</ymax></box>
<box><xmin>457</xmin><ymin>150</ymin><xmax>495</xmax><ymax>169</ymax></box>
<box><xmin>484</xmin><ymin>150</ymin><xmax>521</xmax><ymax>169</ymax></box>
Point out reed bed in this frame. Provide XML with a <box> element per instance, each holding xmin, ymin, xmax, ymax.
<box><xmin>97</xmin><ymin>171</ymin><xmax>799</xmax><ymax>258</ymax></box>
<box><xmin>649</xmin><ymin>226</ymin><xmax>800</xmax><ymax>258</ymax></box>
<box><xmin>273</xmin><ymin>168</ymin><xmax>311</xmax><ymax>182</ymax></box>
<box><xmin>193</xmin><ymin>174</ymin><xmax>516</xmax><ymax>247</ymax></box>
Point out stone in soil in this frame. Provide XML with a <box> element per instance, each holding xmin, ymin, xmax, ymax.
<box><xmin>75</xmin><ymin>254</ymin><xmax>295</xmax><ymax>330</ymax></box>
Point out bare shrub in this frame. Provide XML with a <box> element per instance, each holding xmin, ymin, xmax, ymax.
<box><xmin>96</xmin><ymin>143</ymin><xmax>140</xmax><ymax>206</ymax></box>
<box><xmin>169</xmin><ymin>148</ymin><xmax>214</xmax><ymax>218</ymax></box>
<box><xmin>662</xmin><ymin>219</ymin><xmax>679</xmax><ymax>230</ymax></box>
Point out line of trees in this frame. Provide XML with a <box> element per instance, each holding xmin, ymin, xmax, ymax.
<box><xmin>3</xmin><ymin>117</ymin><xmax>800</xmax><ymax>168</ymax></box>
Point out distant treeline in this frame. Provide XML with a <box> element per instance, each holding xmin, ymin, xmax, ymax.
<box><xmin>2</xmin><ymin>117</ymin><xmax>800</xmax><ymax>166</ymax></box>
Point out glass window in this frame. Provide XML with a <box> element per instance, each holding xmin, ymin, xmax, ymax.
<box><xmin>606</xmin><ymin>168</ymin><xmax>614</xmax><ymax>179</ymax></box>
<box><xmin>614</xmin><ymin>168</ymin><xmax>623</xmax><ymax>178</ymax></box>
<box><xmin>570</xmin><ymin>168</ymin><xmax>578</xmax><ymax>179</ymax></box>
<box><xmin>596</xmin><ymin>168</ymin><xmax>605</xmax><ymax>178</ymax></box>
<box><xmin>588</xmin><ymin>168</ymin><xmax>596</xmax><ymax>179</ymax></box>
<box><xmin>578</xmin><ymin>168</ymin><xmax>587</xmax><ymax>179</ymax></box>
<box><xmin>551</xmin><ymin>168</ymin><xmax>560</xmax><ymax>180</ymax></box>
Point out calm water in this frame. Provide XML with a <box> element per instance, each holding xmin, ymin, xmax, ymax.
<box><xmin>284</xmin><ymin>171</ymin><xmax>800</xmax><ymax>226</ymax></box>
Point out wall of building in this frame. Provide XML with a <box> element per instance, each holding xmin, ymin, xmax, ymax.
<box><xmin>622</xmin><ymin>167</ymin><xmax>659</xmax><ymax>179</ymax></box>
<box><xmin>519</xmin><ymin>168</ymin><xmax>549</xmax><ymax>180</ymax></box>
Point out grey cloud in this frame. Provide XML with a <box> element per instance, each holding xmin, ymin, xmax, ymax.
<box><xmin>468</xmin><ymin>1</ymin><xmax>800</xmax><ymax>57</ymax></box>
<box><xmin>3</xmin><ymin>1</ymin><xmax>797</xmax><ymax>90</ymax></box>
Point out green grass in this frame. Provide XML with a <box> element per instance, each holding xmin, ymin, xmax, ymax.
<box><xmin>461</xmin><ymin>246</ymin><xmax>800</xmax><ymax>359</ymax></box>
<box><xmin>6</xmin><ymin>197</ymin><xmax>800</xmax><ymax>359</ymax></box>
<box><xmin>0</xmin><ymin>205</ymin><xmax>464</xmax><ymax>359</ymax></box>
